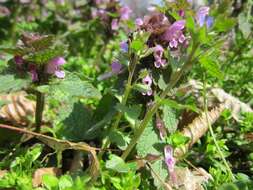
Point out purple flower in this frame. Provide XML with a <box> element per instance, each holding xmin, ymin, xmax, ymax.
<box><xmin>163</xmin><ymin>20</ymin><xmax>185</xmax><ymax>42</ymax></box>
<box><xmin>29</xmin><ymin>64</ymin><xmax>38</xmax><ymax>82</ymax></box>
<box><xmin>154</xmin><ymin>45</ymin><xmax>164</xmax><ymax>59</ymax></box>
<box><xmin>153</xmin><ymin>45</ymin><xmax>167</xmax><ymax>68</ymax></box>
<box><xmin>169</xmin><ymin>39</ymin><xmax>178</xmax><ymax>48</ymax></box>
<box><xmin>14</xmin><ymin>56</ymin><xmax>24</xmax><ymax>66</ymax></box>
<box><xmin>154</xmin><ymin>58</ymin><xmax>167</xmax><ymax>68</ymax></box>
<box><xmin>164</xmin><ymin>145</ymin><xmax>176</xmax><ymax>173</ymax></box>
<box><xmin>135</xmin><ymin>18</ymin><xmax>144</xmax><ymax>26</ymax></box>
<box><xmin>120</xmin><ymin>41</ymin><xmax>128</xmax><ymax>53</ymax></box>
<box><xmin>206</xmin><ymin>16</ymin><xmax>214</xmax><ymax>28</ymax></box>
<box><xmin>178</xmin><ymin>10</ymin><xmax>185</xmax><ymax>17</ymax></box>
<box><xmin>111</xmin><ymin>61</ymin><xmax>122</xmax><ymax>74</ymax></box>
<box><xmin>46</xmin><ymin>57</ymin><xmax>66</xmax><ymax>79</ymax></box>
<box><xmin>156</xmin><ymin>118</ymin><xmax>167</xmax><ymax>140</ymax></box>
<box><xmin>111</xmin><ymin>19</ymin><xmax>119</xmax><ymax>30</ymax></box>
<box><xmin>142</xmin><ymin>75</ymin><xmax>152</xmax><ymax>86</ymax></box>
<box><xmin>196</xmin><ymin>6</ymin><xmax>210</xmax><ymax>27</ymax></box>
<box><xmin>142</xmin><ymin>74</ymin><xmax>153</xmax><ymax>96</ymax></box>
<box><xmin>120</xmin><ymin>6</ymin><xmax>132</xmax><ymax>20</ymax></box>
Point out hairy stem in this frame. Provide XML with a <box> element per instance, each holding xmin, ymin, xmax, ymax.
<box><xmin>99</xmin><ymin>55</ymin><xmax>138</xmax><ymax>156</ymax></box>
<box><xmin>122</xmin><ymin>43</ymin><xmax>199</xmax><ymax>160</ymax></box>
<box><xmin>202</xmin><ymin>72</ymin><xmax>235</xmax><ymax>181</ymax></box>
<box><xmin>35</xmin><ymin>91</ymin><xmax>45</xmax><ymax>132</ymax></box>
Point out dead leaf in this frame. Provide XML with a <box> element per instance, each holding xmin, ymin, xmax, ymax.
<box><xmin>33</xmin><ymin>167</ymin><xmax>61</xmax><ymax>187</ymax></box>
<box><xmin>0</xmin><ymin>170</ymin><xmax>7</xmax><ymax>178</ymax></box>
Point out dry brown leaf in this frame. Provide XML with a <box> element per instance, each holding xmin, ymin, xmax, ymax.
<box><xmin>0</xmin><ymin>92</ymin><xmax>35</xmax><ymax>125</ymax></box>
<box><xmin>32</xmin><ymin>167</ymin><xmax>61</xmax><ymax>187</ymax></box>
<box><xmin>168</xmin><ymin>167</ymin><xmax>211</xmax><ymax>190</ymax></box>
<box><xmin>174</xmin><ymin>104</ymin><xmax>226</xmax><ymax>159</ymax></box>
<box><xmin>0</xmin><ymin>170</ymin><xmax>7</xmax><ymax>178</ymax></box>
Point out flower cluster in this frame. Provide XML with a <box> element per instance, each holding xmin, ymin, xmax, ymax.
<box><xmin>14</xmin><ymin>56</ymin><xmax>66</xmax><ymax>82</ymax></box>
<box><xmin>91</xmin><ymin>0</ymin><xmax>132</xmax><ymax>31</ymax></box>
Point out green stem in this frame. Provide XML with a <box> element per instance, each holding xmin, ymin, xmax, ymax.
<box><xmin>35</xmin><ymin>91</ymin><xmax>45</xmax><ymax>132</ymax></box>
<box><xmin>121</xmin><ymin>43</ymin><xmax>199</xmax><ymax>160</ymax></box>
<box><xmin>99</xmin><ymin>55</ymin><xmax>138</xmax><ymax>156</ymax></box>
<box><xmin>202</xmin><ymin>73</ymin><xmax>235</xmax><ymax>181</ymax></box>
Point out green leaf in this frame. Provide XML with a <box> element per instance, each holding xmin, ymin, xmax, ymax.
<box><xmin>42</xmin><ymin>174</ymin><xmax>59</xmax><ymax>190</ymax></box>
<box><xmin>59</xmin><ymin>175</ymin><xmax>73</xmax><ymax>189</ymax></box>
<box><xmin>29</xmin><ymin>35</ymin><xmax>55</xmax><ymax>51</ymax></box>
<box><xmin>214</xmin><ymin>15</ymin><xmax>236</xmax><ymax>32</ymax></box>
<box><xmin>199</xmin><ymin>56</ymin><xmax>224</xmax><ymax>80</ymax></box>
<box><xmin>136</xmin><ymin>121</ymin><xmax>161</xmax><ymax>157</ymax></box>
<box><xmin>108</xmin><ymin>130</ymin><xmax>130</xmax><ymax>150</ymax></box>
<box><xmin>116</xmin><ymin>104</ymin><xmax>141</xmax><ymax>126</ymax></box>
<box><xmin>0</xmin><ymin>74</ymin><xmax>30</xmax><ymax>93</ymax></box>
<box><xmin>24</xmin><ymin>46</ymin><xmax>65</xmax><ymax>65</ymax></box>
<box><xmin>48</xmin><ymin>74</ymin><xmax>101</xmax><ymax>100</ymax></box>
<box><xmin>167</xmin><ymin>132</ymin><xmax>190</xmax><ymax>147</ymax></box>
<box><xmin>162</xmin><ymin>106</ymin><xmax>178</xmax><ymax>133</ymax></box>
<box><xmin>130</xmin><ymin>40</ymin><xmax>144</xmax><ymax>52</ymax></box>
<box><xmin>0</xmin><ymin>47</ymin><xmax>31</xmax><ymax>56</ymax></box>
<box><xmin>105</xmin><ymin>154</ymin><xmax>130</xmax><ymax>173</ymax></box>
<box><xmin>238</xmin><ymin>13</ymin><xmax>252</xmax><ymax>39</ymax></box>
<box><xmin>150</xmin><ymin>160</ymin><xmax>168</xmax><ymax>189</ymax></box>
<box><xmin>218</xmin><ymin>183</ymin><xmax>239</xmax><ymax>190</ymax></box>
<box><xmin>57</xmin><ymin>102</ymin><xmax>94</xmax><ymax>141</ymax></box>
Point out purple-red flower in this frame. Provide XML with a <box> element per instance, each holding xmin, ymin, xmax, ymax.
<box><xmin>28</xmin><ymin>64</ymin><xmax>38</xmax><ymax>82</ymax></box>
<box><xmin>156</xmin><ymin>118</ymin><xmax>167</xmax><ymax>140</ymax></box>
<box><xmin>111</xmin><ymin>19</ymin><xmax>119</xmax><ymax>30</ymax></box>
<box><xmin>45</xmin><ymin>57</ymin><xmax>66</xmax><ymax>79</ymax></box>
<box><xmin>111</xmin><ymin>60</ymin><xmax>122</xmax><ymax>74</ymax></box>
<box><xmin>196</xmin><ymin>6</ymin><xmax>210</xmax><ymax>27</ymax></box>
<box><xmin>120</xmin><ymin>41</ymin><xmax>128</xmax><ymax>53</ymax></box>
<box><xmin>119</xmin><ymin>6</ymin><xmax>132</xmax><ymax>20</ymax></box>
<box><xmin>164</xmin><ymin>145</ymin><xmax>176</xmax><ymax>173</ymax></box>
<box><xmin>14</xmin><ymin>56</ymin><xmax>24</xmax><ymax>66</ymax></box>
<box><xmin>142</xmin><ymin>74</ymin><xmax>153</xmax><ymax>96</ymax></box>
<box><xmin>135</xmin><ymin>18</ymin><xmax>144</xmax><ymax>26</ymax></box>
<box><xmin>162</xmin><ymin>20</ymin><xmax>185</xmax><ymax>42</ymax></box>
<box><xmin>153</xmin><ymin>45</ymin><xmax>167</xmax><ymax>68</ymax></box>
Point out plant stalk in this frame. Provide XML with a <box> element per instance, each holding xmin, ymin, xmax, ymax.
<box><xmin>121</xmin><ymin>43</ymin><xmax>199</xmax><ymax>160</ymax></box>
<box><xmin>202</xmin><ymin>72</ymin><xmax>235</xmax><ymax>181</ymax></box>
<box><xmin>99</xmin><ymin>55</ymin><xmax>138</xmax><ymax>156</ymax></box>
<box><xmin>35</xmin><ymin>91</ymin><xmax>45</xmax><ymax>132</ymax></box>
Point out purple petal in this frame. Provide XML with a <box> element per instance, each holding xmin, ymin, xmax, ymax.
<box><xmin>111</xmin><ymin>61</ymin><xmax>122</xmax><ymax>74</ymax></box>
<box><xmin>14</xmin><ymin>56</ymin><xmax>24</xmax><ymax>66</ymax></box>
<box><xmin>120</xmin><ymin>41</ymin><xmax>128</xmax><ymax>53</ymax></box>
<box><xmin>178</xmin><ymin>34</ymin><xmax>186</xmax><ymax>43</ymax></box>
<box><xmin>196</xmin><ymin>6</ymin><xmax>209</xmax><ymax>27</ymax></box>
<box><xmin>120</xmin><ymin>6</ymin><xmax>132</xmax><ymax>20</ymax></box>
<box><xmin>142</xmin><ymin>75</ymin><xmax>152</xmax><ymax>86</ymax></box>
<box><xmin>206</xmin><ymin>16</ymin><xmax>214</xmax><ymax>28</ymax></box>
<box><xmin>30</xmin><ymin>69</ymin><xmax>38</xmax><ymax>82</ymax></box>
<box><xmin>154</xmin><ymin>45</ymin><xmax>164</xmax><ymax>58</ymax></box>
<box><xmin>50</xmin><ymin>57</ymin><xmax>66</xmax><ymax>66</ymax></box>
<box><xmin>178</xmin><ymin>10</ymin><xmax>185</xmax><ymax>17</ymax></box>
<box><xmin>169</xmin><ymin>39</ymin><xmax>178</xmax><ymax>48</ymax></box>
<box><xmin>163</xmin><ymin>20</ymin><xmax>185</xmax><ymax>41</ymax></box>
<box><xmin>156</xmin><ymin>118</ymin><xmax>167</xmax><ymax>140</ymax></box>
<box><xmin>111</xmin><ymin>19</ymin><xmax>119</xmax><ymax>30</ymax></box>
<box><xmin>55</xmin><ymin>70</ymin><xmax>65</xmax><ymax>78</ymax></box>
<box><xmin>164</xmin><ymin>145</ymin><xmax>175</xmax><ymax>172</ymax></box>
<box><xmin>135</xmin><ymin>18</ymin><xmax>144</xmax><ymax>26</ymax></box>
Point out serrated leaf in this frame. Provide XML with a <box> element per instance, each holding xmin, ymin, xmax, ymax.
<box><xmin>29</xmin><ymin>35</ymin><xmax>55</xmax><ymax>51</ymax></box>
<box><xmin>0</xmin><ymin>74</ymin><xmax>30</xmax><ymax>93</ymax></box>
<box><xmin>136</xmin><ymin>121</ymin><xmax>161</xmax><ymax>157</ymax></box>
<box><xmin>50</xmin><ymin>74</ymin><xmax>101</xmax><ymax>100</ymax></box>
<box><xmin>199</xmin><ymin>56</ymin><xmax>224</xmax><ymax>80</ymax></box>
<box><xmin>24</xmin><ymin>46</ymin><xmax>65</xmax><ymax>65</ymax></box>
<box><xmin>214</xmin><ymin>15</ymin><xmax>236</xmax><ymax>32</ymax></box>
<box><xmin>56</xmin><ymin>102</ymin><xmax>94</xmax><ymax>141</ymax></box>
<box><xmin>150</xmin><ymin>160</ymin><xmax>168</xmax><ymax>189</ymax></box>
<box><xmin>163</xmin><ymin>106</ymin><xmax>178</xmax><ymax>133</ymax></box>
<box><xmin>0</xmin><ymin>47</ymin><xmax>30</xmax><ymax>56</ymax></box>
